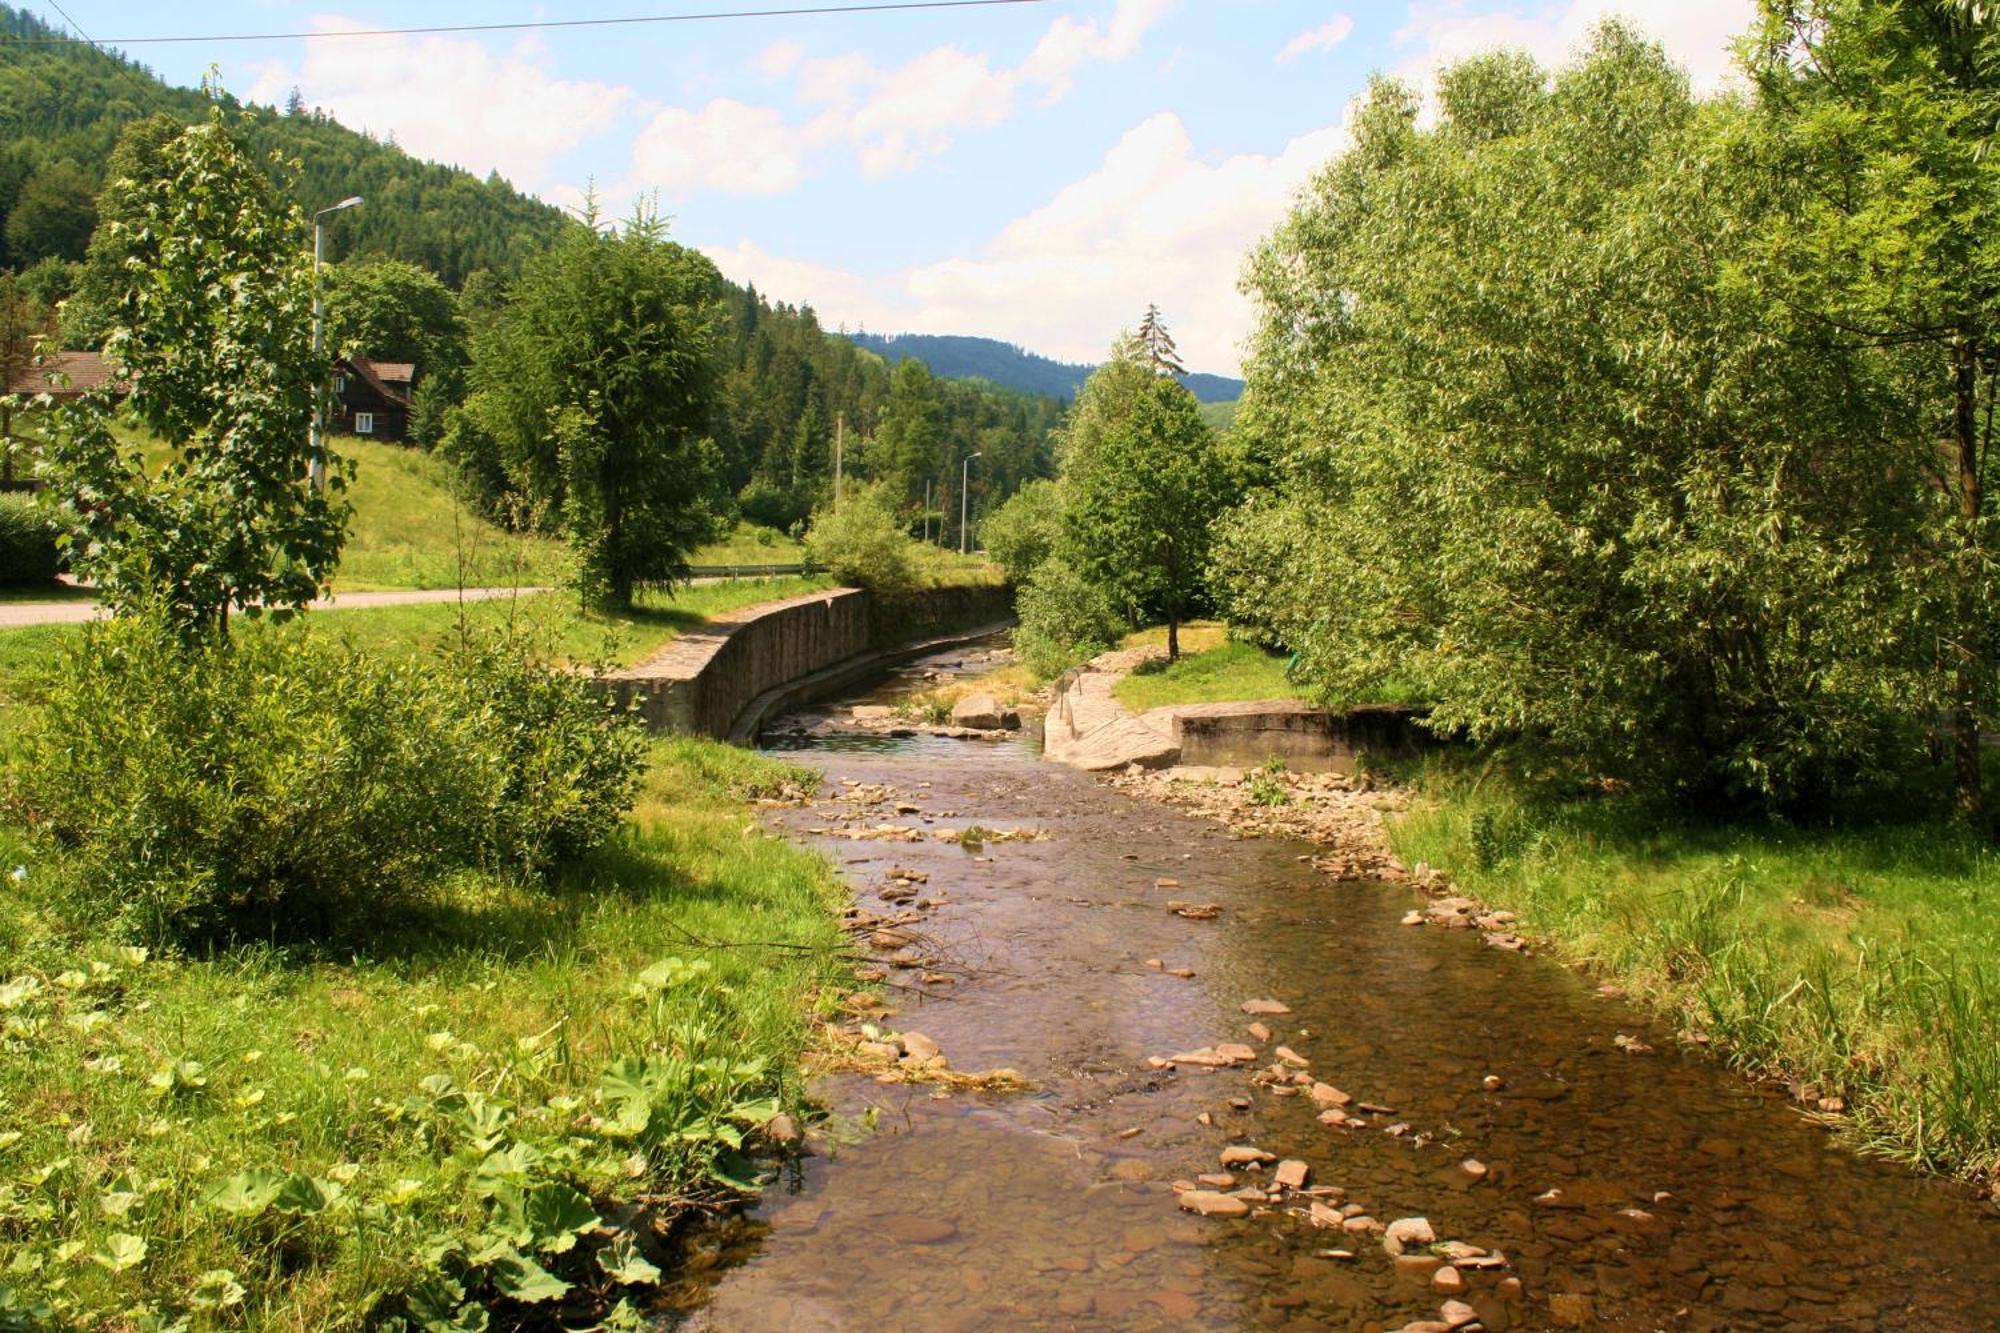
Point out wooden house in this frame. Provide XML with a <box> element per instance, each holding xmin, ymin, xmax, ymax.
<box><xmin>331</xmin><ymin>357</ymin><xmax>415</xmax><ymax>442</ymax></box>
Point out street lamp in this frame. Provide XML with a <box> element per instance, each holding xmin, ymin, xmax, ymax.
<box><xmin>959</xmin><ymin>452</ymin><xmax>982</xmax><ymax>556</ymax></box>
<box><xmin>309</xmin><ymin>196</ymin><xmax>363</xmax><ymax>491</ymax></box>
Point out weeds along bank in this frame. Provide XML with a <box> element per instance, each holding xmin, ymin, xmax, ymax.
<box><xmin>0</xmin><ymin>614</ymin><xmax>845</xmax><ymax>1328</ymax></box>
<box><xmin>1387</xmin><ymin>761</ymin><xmax>2000</xmax><ymax>1189</ymax></box>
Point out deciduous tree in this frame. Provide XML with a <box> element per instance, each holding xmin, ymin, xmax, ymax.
<box><xmin>37</xmin><ymin>108</ymin><xmax>348</xmax><ymax>638</ymax></box>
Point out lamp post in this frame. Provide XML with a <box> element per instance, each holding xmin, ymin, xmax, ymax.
<box><xmin>959</xmin><ymin>452</ymin><xmax>982</xmax><ymax>555</ymax></box>
<box><xmin>309</xmin><ymin>195</ymin><xmax>363</xmax><ymax>491</ymax></box>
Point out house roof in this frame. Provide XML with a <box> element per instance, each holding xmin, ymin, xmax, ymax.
<box><xmin>350</xmin><ymin>357</ymin><xmax>414</xmax><ymax>384</ymax></box>
<box><xmin>340</xmin><ymin>356</ymin><xmax>415</xmax><ymax>409</ymax></box>
<box><xmin>5</xmin><ymin>350</ymin><xmax>126</xmax><ymax>398</ymax></box>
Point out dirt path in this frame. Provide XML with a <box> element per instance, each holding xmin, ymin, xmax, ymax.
<box><xmin>664</xmin><ymin>645</ymin><xmax>2000</xmax><ymax>1331</ymax></box>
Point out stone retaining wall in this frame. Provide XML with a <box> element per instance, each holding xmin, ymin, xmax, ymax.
<box><xmin>599</xmin><ymin>589</ymin><xmax>871</xmax><ymax>736</ymax></box>
<box><xmin>597</xmin><ymin>582</ymin><xmax>1014</xmax><ymax>740</ymax></box>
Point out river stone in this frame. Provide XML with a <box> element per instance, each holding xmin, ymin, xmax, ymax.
<box><xmin>1240</xmin><ymin>998</ymin><xmax>1292</xmax><ymax>1015</ymax></box>
<box><xmin>1310</xmin><ymin>1083</ymin><xmax>1353</xmax><ymax>1108</ymax></box>
<box><xmin>1177</xmin><ymin>1190</ymin><xmax>1251</xmax><ymax>1218</ymax></box>
<box><xmin>950</xmin><ymin>693</ymin><xmax>1006</xmax><ymax>729</ymax></box>
<box><xmin>1274</xmin><ymin>1160</ymin><xmax>1310</xmax><ymax>1190</ymax></box>
<box><xmin>1433</xmin><ymin>1265</ymin><xmax>1467</xmax><ymax>1295</ymax></box>
<box><xmin>881</xmin><ymin>1214</ymin><xmax>959</xmax><ymax>1244</ymax></box>
<box><xmin>1221</xmin><ymin>1145</ymin><xmax>1277</xmax><ymax>1167</ymax></box>
<box><xmin>1384</xmin><ymin>1217</ymin><xmax>1436</xmax><ymax>1256</ymax></box>
<box><xmin>899</xmin><ymin>1031</ymin><xmax>942</xmax><ymax>1062</ymax></box>
<box><xmin>1441</xmin><ymin>1299</ymin><xmax>1479</xmax><ymax>1328</ymax></box>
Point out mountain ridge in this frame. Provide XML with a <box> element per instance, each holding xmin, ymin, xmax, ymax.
<box><xmin>845</xmin><ymin>331</ymin><xmax>1243</xmax><ymax>404</ymax></box>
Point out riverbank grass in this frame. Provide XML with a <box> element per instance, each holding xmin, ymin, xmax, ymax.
<box><xmin>1389</xmin><ymin>757</ymin><xmax>2000</xmax><ymax>1183</ymax></box>
<box><xmin>0</xmin><ymin>736</ymin><xmax>845</xmax><ymax>1327</ymax></box>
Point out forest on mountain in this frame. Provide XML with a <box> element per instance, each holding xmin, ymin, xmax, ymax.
<box><xmin>849</xmin><ymin>330</ymin><xmax>1245</xmax><ymax>405</ymax></box>
<box><xmin>0</xmin><ymin>2</ymin><xmax>1063</xmax><ymax>532</ymax></box>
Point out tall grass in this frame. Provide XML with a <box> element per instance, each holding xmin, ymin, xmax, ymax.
<box><xmin>1391</xmin><ymin>756</ymin><xmax>2000</xmax><ymax>1180</ymax></box>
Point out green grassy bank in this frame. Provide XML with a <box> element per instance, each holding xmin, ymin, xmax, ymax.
<box><xmin>1389</xmin><ymin>759</ymin><xmax>2000</xmax><ymax>1185</ymax></box>
<box><xmin>0</xmin><ymin>736</ymin><xmax>845</xmax><ymax>1328</ymax></box>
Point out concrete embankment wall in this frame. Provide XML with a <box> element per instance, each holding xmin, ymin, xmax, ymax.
<box><xmin>1174</xmin><ymin>702</ymin><xmax>1432</xmax><ymax>772</ymax></box>
<box><xmin>598</xmin><ymin>583</ymin><xmax>1012</xmax><ymax>740</ymax></box>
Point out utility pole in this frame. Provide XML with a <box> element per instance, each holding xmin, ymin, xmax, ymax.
<box><xmin>960</xmin><ymin>452</ymin><xmax>982</xmax><ymax>555</ymax></box>
<box><xmin>309</xmin><ymin>196</ymin><xmax>363</xmax><ymax>492</ymax></box>
<box><xmin>833</xmin><ymin>412</ymin><xmax>844</xmax><ymax>506</ymax></box>
<box><xmin>923</xmin><ymin>478</ymin><xmax>931</xmax><ymax>543</ymax></box>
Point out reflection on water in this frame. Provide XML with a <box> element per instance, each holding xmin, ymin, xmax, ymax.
<box><xmin>663</xmin><ymin>640</ymin><xmax>1999</xmax><ymax>1331</ymax></box>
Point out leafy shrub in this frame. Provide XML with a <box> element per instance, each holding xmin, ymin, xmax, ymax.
<box><xmin>6</xmin><ymin>615</ymin><xmax>644</xmax><ymax>946</ymax></box>
<box><xmin>979</xmin><ymin>478</ymin><xmax>1063</xmax><ymax>584</ymax></box>
<box><xmin>737</xmin><ymin>476</ymin><xmax>813</xmax><ymax>533</ymax></box>
<box><xmin>449</xmin><ymin>631</ymin><xmax>648</xmax><ymax>875</ymax></box>
<box><xmin>1015</xmin><ymin>557</ymin><xmax>1125</xmax><ymax>678</ymax></box>
<box><xmin>0</xmin><ymin>491</ymin><xmax>62</xmax><ymax>585</ymax></box>
<box><xmin>802</xmin><ymin>483</ymin><xmax>922</xmax><ymax>599</ymax></box>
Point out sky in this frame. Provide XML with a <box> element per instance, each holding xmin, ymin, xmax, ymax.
<box><xmin>44</xmin><ymin>0</ymin><xmax>1757</xmax><ymax>374</ymax></box>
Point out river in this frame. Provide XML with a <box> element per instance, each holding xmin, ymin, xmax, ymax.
<box><xmin>666</xmin><ymin>638</ymin><xmax>1999</xmax><ymax>1331</ymax></box>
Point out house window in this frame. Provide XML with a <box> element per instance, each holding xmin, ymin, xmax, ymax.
<box><xmin>355</xmin><ymin>412</ymin><xmax>375</xmax><ymax>435</ymax></box>
<box><xmin>333</xmin><ymin>374</ymin><xmax>347</xmax><ymax>393</ymax></box>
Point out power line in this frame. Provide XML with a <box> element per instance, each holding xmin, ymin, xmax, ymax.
<box><xmin>4</xmin><ymin>0</ymin><xmax>1045</xmax><ymax>48</ymax></box>
<box><xmin>39</xmin><ymin>0</ymin><xmax>93</xmax><ymax>44</ymax></box>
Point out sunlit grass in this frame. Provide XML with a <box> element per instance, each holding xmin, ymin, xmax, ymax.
<box><xmin>1112</xmin><ymin>632</ymin><xmax>1299</xmax><ymax>713</ymax></box>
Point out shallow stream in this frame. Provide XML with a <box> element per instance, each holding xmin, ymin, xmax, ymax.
<box><xmin>667</xmin><ymin>641</ymin><xmax>1999</xmax><ymax>1331</ymax></box>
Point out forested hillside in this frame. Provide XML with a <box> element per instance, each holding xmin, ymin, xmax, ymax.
<box><xmin>0</xmin><ymin>5</ymin><xmax>561</xmax><ymax>283</ymax></box>
<box><xmin>848</xmin><ymin>330</ymin><xmax>1245</xmax><ymax>403</ymax></box>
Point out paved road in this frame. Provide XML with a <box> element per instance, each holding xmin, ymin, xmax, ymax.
<box><xmin>0</xmin><ymin>585</ymin><xmax>553</xmax><ymax>630</ymax></box>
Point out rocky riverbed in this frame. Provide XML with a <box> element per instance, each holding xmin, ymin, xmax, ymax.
<box><xmin>659</xmin><ymin>637</ymin><xmax>1999</xmax><ymax>1331</ymax></box>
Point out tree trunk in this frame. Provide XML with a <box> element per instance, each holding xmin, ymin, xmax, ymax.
<box><xmin>1168</xmin><ymin>615</ymin><xmax>1180</xmax><ymax>662</ymax></box>
<box><xmin>1953</xmin><ymin>336</ymin><xmax>1985</xmax><ymax>823</ymax></box>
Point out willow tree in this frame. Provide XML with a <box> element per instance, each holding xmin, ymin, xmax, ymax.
<box><xmin>1746</xmin><ymin>0</ymin><xmax>2000</xmax><ymax>820</ymax></box>
<box><xmin>1223</xmin><ymin>27</ymin><xmax>1933</xmax><ymax>811</ymax></box>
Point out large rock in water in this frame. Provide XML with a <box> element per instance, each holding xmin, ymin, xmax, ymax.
<box><xmin>951</xmin><ymin>693</ymin><xmax>1008</xmax><ymax>730</ymax></box>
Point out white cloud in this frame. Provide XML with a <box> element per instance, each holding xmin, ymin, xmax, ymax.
<box><xmin>630</xmin><ymin>100</ymin><xmax>811</xmax><ymax>197</ymax></box>
<box><xmin>1276</xmin><ymin>15</ymin><xmax>1356</xmax><ymax>65</ymax></box>
<box><xmin>626</xmin><ymin>0</ymin><xmax>1171</xmax><ymax>197</ymax></box>
<box><xmin>243</xmin><ymin>17</ymin><xmax>634</xmax><ymax>191</ymax></box>
<box><xmin>704</xmin><ymin>111</ymin><xmax>1350</xmax><ymax>373</ymax></box>
<box><xmin>1395</xmin><ymin>0</ymin><xmax>1755</xmax><ymax>94</ymax></box>
<box><xmin>756</xmin><ymin>38</ymin><xmax>806</xmax><ymax>81</ymax></box>
<box><xmin>1022</xmin><ymin>0</ymin><xmax>1173</xmax><ymax>98</ymax></box>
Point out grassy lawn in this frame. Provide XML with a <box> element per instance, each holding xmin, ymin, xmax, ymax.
<box><xmin>1390</xmin><ymin>758</ymin><xmax>2000</xmax><ymax>1182</ymax></box>
<box><xmin>1112</xmin><ymin>630</ymin><xmax>1299</xmax><ymax>713</ymax></box>
<box><xmin>691</xmin><ymin>519</ymin><xmax>805</xmax><ymax>567</ymax></box>
<box><xmin>335</xmin><ymin>439</ymin><xmax>575</xmax><ymax>592</ymax></box>
<box><xmin>313</xmin><ymin>577</ymin><xmax>833</xmax><ymax>670</ymax></box>
<box><xmin>0</xmin><ymin>736</ymin><xmax>845</xmax><ymax>1327</ymax></box>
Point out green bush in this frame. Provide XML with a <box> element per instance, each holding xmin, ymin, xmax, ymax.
<box><xmin>6</xmin><ymin>615</ymin><xmax>645</xmax><ymax>946</ymax></box>
<box><xmin>979</xmin><ymin>478</ymin><xmax>1063</xmax><ymax>584</ymax></box>
<box><xmin>803</xmin><ymin>483</ymin><xmax>922</xmax><ymax>599</ymax></box>
<box><xmin>1015</xmin><ymin>557</ymin><xmax>1125</xmax><ymax>678</ymax></box>
<box><xmin>0</xmin><ymin>491</ymin><xmax>62</xmax><ymax>585</ymax></box>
